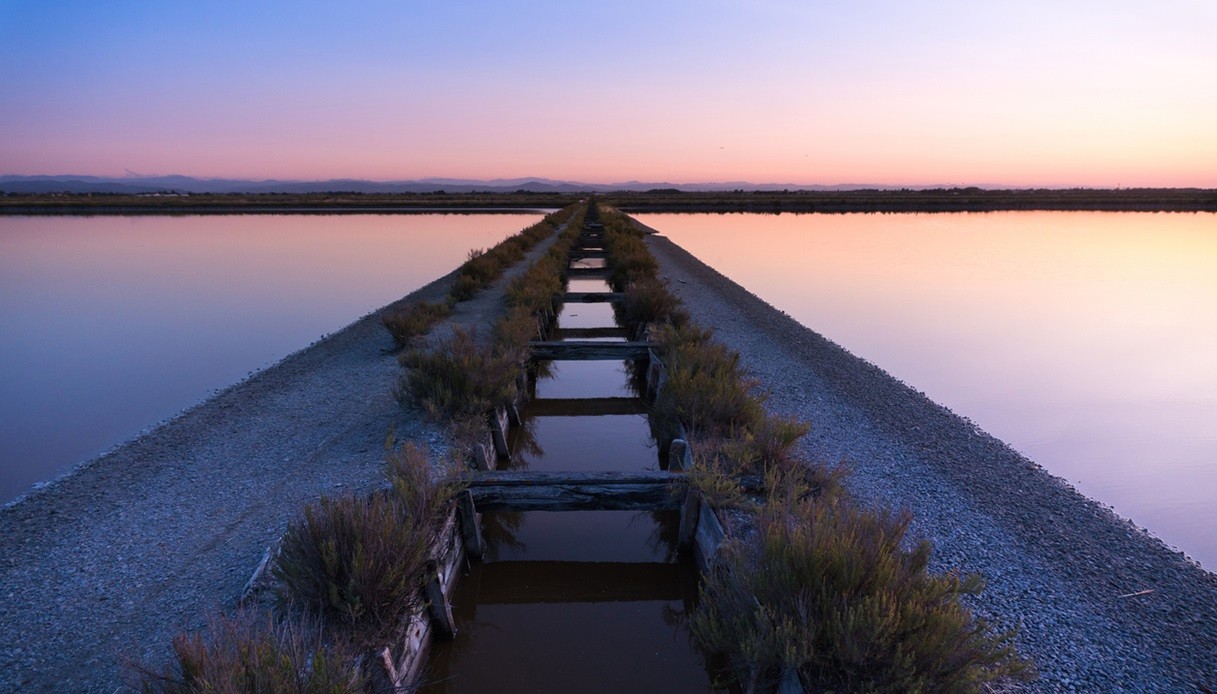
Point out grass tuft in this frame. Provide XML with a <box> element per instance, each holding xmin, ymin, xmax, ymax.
<box><xmin>381</xmin><ymin>299</ymin><xmax>453</xmax><ymax>349</ymax></box>
<box><xmin>690</xmin><ymin>493</ymin><xmax>1033</xmax><ymax>691</ymax></box>
<box><xmin>396</xmin><ymin>327</ymin><xmax>520</xmax><ymax>422</ymax></box>
<box><xmin>132</xmin><ymin>609</ymin><xmax>365</xmax><ymax>693</ymax></box>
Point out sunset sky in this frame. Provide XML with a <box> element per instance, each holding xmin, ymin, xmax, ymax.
<box><xmin>2</xmin><ymin>1</ymin><xmax>1215</xmax><ymax>187</ymax></box>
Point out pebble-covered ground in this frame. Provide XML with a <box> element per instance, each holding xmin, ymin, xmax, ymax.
<box><xmin>0</xmin><ymin>227</ymin><xmax>565</xmax><ymax>692</ymax></box>
<box><xmin>648</xmin><ymin>233</ymin><xmax>1217</xmax><ymax>692</ymax></box>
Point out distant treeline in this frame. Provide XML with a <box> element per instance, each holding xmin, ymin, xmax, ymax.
<box><xmin>605</xmin><ymin>187</ymin><xmax>1217</xmax><ymax>213</ymax></box>
<box><xmin>3</xmin><ymin>188</ymin><xmax>1216</xmax><ymax>214</ymax></box>
<box><xmin>0</xmin><ymin>191</ymin><xmax>582</xmax><ymax>215</ymax></box>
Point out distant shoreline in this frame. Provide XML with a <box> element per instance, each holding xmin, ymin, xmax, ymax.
<box><xmin>2</xmin><ymin>188</ymin><xmax>1216</xmax><ymax>215</ymax></box>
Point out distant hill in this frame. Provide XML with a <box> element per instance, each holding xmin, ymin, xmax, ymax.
<box><xmin>0</xmin><ymin>174</ymin><xmax>913</xmax><ymax>195</ymax></box>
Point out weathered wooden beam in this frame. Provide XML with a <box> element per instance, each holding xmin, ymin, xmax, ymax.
<box><xmin>455</xmin><ymin>489</ymin><xmax>484</xmax><ymax>560</ymax></box>
<box><xmin>694</xmin><ymin>503</ymin><xmax>727</xmax><ymax>573</ymax></box>
<box><xmin>551</xmin><ymin>326</ymin><xmax>629</xmax><ymax>340</ymax></box>
<box><xmin>568</xmin><ymin>249</ymin><xmax>608</xmax><ymax>259</ymax></box>
<box><xmin>468</xmin><ymin>471</ymin><xmax>686</xmax><ymax>511</ymax></box>
<box><xmin>475</xmin><ymin>561</ymin><xmax>682</xmax><ymax>604</ymax></box>
<box><xmin>529</xmin><ymin>340</ymin><xmax>653</xmax><ymax>360</ymax></box>
<box><xmin>562</xmin><ymin>291</ymin><xmax>623</xmax><ymax>303</ymax></box>
<box><xmin>468</xmin><ymin>471</ymin><xmax>681</xmax><ymax>486</ymax></box>
<box><xmin>668</xmin><ymin>438</ymin><xmax>692</xmax><ymax>471</ymax></box>
<box><xmin>526</xmin><ymin>397</ymin><xmax>647</xmax><ymax>417</ymax></box>
<box><xmin>566</xmin><ymin>266</ymin><xmax>611</xmax><ymax>278</ymax></box>
<box><xmin>488</xmin><ymin>407</ymin><xmax>510</xmax><ymax>460</ymax></box>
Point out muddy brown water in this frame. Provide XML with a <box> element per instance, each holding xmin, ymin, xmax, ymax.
<box><xmin>420</xmin><ymin>266</ymin><xmax>718</xmax><ymax>692</ymax></box>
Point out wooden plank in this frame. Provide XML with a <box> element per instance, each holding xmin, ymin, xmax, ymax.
<box><xmin>468</xmin><ymin>470</ymin><xmax>683</xmax><ymax>486</ymax></box>
<box><xmin>526</xmin><ymin>397</ymin><xmax>647</xmax><ymax>417</ymax></box>
<box><xmin>551</xmin><ymin>326</ymin><xmax>629</xmax><ymax>340</ymax></box>
<box><xmin>562</xmin><ymin>291</ymin><xmax>623</xmax><ymax>303</ymax></box>
<box><xmin>470</xmin><ymin>484</ymin><xmax>680</xmax><ymax>512</ymax></box>
<box><xmin>694</xmin><ymin>503</ymin><xmax>727</xmax><ymax>573</ymax></box>
<box><xmin>567</xmin><ymin>266</ymin><xmax>611</xmax><ymax>278</ymax></box>
<box><xmin>568</xmin><ymin>250</ymin><xmax>608</xmax><ymax>259</ymax></box>
<box><xmin>529</xmin><ymin>340</ymin><xmax>653</xmax><ymax>360</ymax></box>
<box><xmin>455</xmin><ymin>489</ymin><xmax>484</xmax><ymax>560</ymax></box>
<box><xmin>668</xmin><ymin>438</ymin><xmax>692</xmax><ymax>471</ymax></box>
<box><xmin>488</xmin><ymin>406</ymin><xmax>509</xmax><ymax>460</ymax></box>
<box><xmin>678</xmin><ymin>489</ymin><xmax>701</xmax><ymax>552</ymax></box>
<box><xmin>475</xmin><ymin>561</ymin><xmax>682</xmax><ymax>604</ymax></box>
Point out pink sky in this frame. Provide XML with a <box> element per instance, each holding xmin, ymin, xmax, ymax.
<box><xmin>2</xmin><ymin>2</ymin><xmax>1215</xmax><ymax>187</ymax></box>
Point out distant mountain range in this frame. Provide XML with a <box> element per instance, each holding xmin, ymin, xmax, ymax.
<box><xmin>0</xmin><ymin>174</ymin><xmax>928</xmax><ymax>195</ymax></box>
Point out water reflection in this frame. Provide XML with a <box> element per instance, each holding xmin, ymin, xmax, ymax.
<box><xmin>637</xmin><ymin>211</ymin><xmax>1217</xmax><ymax>569</ymax></box>
<box><xmin>0</xmin><ymin>213</ymin><xmax>542</xmax><ymax>503</ymax></box>
<box><xmin>420</xmin><ymin>511</ymin><xmax>711</xmax><ymax>693</ymax></box>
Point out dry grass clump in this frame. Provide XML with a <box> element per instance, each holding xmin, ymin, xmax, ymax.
<box><xmin>650</xmin><ymin>322</ymin><xmax>765</xmax><ymax>441</ymax></box>
<box><xmin>396</xmin><ymin>327</ymin><xmax>521</xmax><ymax>422</ymax></box>
<box><xmin>133</xmin><ymin>609</ymin><xmax>365</xmax><ymax>693</ymax></box>
<box><xmin>272</xmin><ymin>492</ymin><xmax>433</xmax><ymax>647</ymax></box>
<box><xmin>614</xmin><ymin>278</ymin><xmax>689</xmax><ymax>336</ymax></box>
<box><xmin>691</xmin><ymin>493</ymin><xmax>1032</xmax><ymax>692</ymax></box>
<box><xmin>272</xmin><ymin>444</ymin><xmax>460</xmax><ymax>648</ymax></box>
<box><xmin>381</xmin><ymin>299</ymin><xmax>453</xmax><ymax>349</ymax></box>
<box><xmin>448</xmin><ymin>216</ymin><xmax>564</xmax><ymax>302</ymax></box>
<box><xmin>602</xmin><ymin>213</ymin><xmax>659</xmax><ymax>290</ymax></box>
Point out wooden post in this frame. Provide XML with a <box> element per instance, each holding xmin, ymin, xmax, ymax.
<box><xmin>424</xmin><ymin>562</ymin><xmax>456</xmax><ymax>639</ymax></box>
<box><xmin>470</xmin><ymin>443</ymin><xmax>493</xmax><ymax>472</ymax></box>
<box><xmin>506</xmin><ymin>401</ymin><xmax>522</xmax><ymax>428</ymax></box>
<box><xmin>678</xmin><ymin>489</ymin><xmax>701</xmax><ymax>553</ymax></box>
<box><xmin>668</xmin><ymin>438</ymin><xmax>692</xmax><ymax>472</ymax></box>
<box><xmin>455</xmin><ymin>489</ymin><xmax>484</xmax><ymax>560</ymax></box>
<box><xmin>489</xmin><ymin>407</ymin><xmax>510</xmax><ymax>459</ymax></box>
<box><xmin>694</xmin><ymin>503</ymin><xmax>727</xmax><ymax>573</ymax></box>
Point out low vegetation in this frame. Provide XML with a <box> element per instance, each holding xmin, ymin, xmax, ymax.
<box><xmin>273</xmin><ymin>450</ymin><xmax>460</xmax><ymax>649</ymax></box>
<box><xmin>382</xmin><ymin>299</ymin><xmax>453</xmax><ymax>349</ymax></box>
<box><xmin>691</xmin><ymin>492</ymin><xmax>1031</xmax><ymax>691</ymax></box>
<box><xmin>592</xmin><ymin>201</ymin><xmax>1031</xmax><ymax>690</ymax></box>
<box><xmin>380</xmin><ymin>204</ymin><xmax>582</xmax><ymax>349</ymax></box>
<box><xmin>133</xmin><ymin>610</ymin><xmax>365</xmax><ymax>693</ymax></box>
<box><xmin>396</xmin><ymin>327</ymin><xmax>523</xmax><ymax>424</ymax></box>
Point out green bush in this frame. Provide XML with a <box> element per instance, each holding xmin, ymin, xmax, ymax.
<box><xmin>381</xmin><ymin>300</ymin><xmax>452</xmax><ymax>348</ymax></box>
<box><xmin>397</xmin><ymin>327</ymin><xmax>520</xmax><ymax>421</ymax></box>
<box><xmin>272</xmin><ymin>492</ymin><xmax>433</xmax><ymax>646</ymax></box>
<box><xmin>691</xmin><ymin>494</ymin><xmax>1032</xmax><ymax>691</ymax></box>
<box><xmin>613</xmin><ymin>278</ymin><xmax>689</xmax><ymax>336</ymax></box>
<box><xmin>134</xmin><ymin>609</ymin><xmax>365</xmax><ymax>692</ymax></box>
<box><xmin>651</xmin><ymin>323</ymin><xmax>764</xmax><ymax>440</ymax></box>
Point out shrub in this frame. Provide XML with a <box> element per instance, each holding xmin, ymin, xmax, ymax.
<box><xmin>272</xmin><ymin>492</ymin><xmax>433</xmax><ymax>646</ymax></box>
<box><xmin>397</xmin><ymin>327</ymin><xmax>520</xmax><ymax>421</ymax></box>
<box><xmin>613</xmin><ymin>278</ymin><xmax>689</xmax><ymax>336</ymax></box>
<box><xmin>651</xmin><ymin>324</ymin><xmax>764</xmax><ymax>440</ymax></box>
<box><xmin>385</xmin><ymin>441</ymin><xmax>465</xmax><ymax>530</ymax></box>
<box><xmin>381</xmin><ymin>300</ymin><xmax>452</xmax><ymax>348</ymax></box>
<box><xmin>133</xmin><ymin>609</ymin><xmax>365</xmax><ymax>692</ymax></box>
<box><xmin>690</xmin><ymin>494</ymin><xmax>1032</xmax><ymax>691</ymax></box>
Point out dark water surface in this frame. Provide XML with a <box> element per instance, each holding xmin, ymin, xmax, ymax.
<box><xmin>0</xmin><ymin>212</ymin><xmax>543</xmax><ymax>503</ymax></box>
<box><xmin>421</xmin><ymin>511</ymin><xmax>708</xmax><ymax>693</ymax></box>
<box><xmin>637</xmin><ymin>211</ymin><xmax>1217</xmax><ymax>569</ymax></box>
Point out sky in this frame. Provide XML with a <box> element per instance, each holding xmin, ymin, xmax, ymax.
<box><xmin>2</xmin><ymin>1</ymin><xmax>1215</xmax><ymax>187</ymax></box>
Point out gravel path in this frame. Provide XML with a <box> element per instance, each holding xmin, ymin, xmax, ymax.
<box><xmin>0</xmin><ymin>225</ymin><xmax>566</xmax><ymax>691</ymax></box>
<box><xmin>648</xmin><ymin>233</ymin><xmax>1217</xmax><ymax>692</ymax></box>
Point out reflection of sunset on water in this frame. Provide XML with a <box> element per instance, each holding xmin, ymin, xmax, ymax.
<box><xmin>641</xmin><ymin>210</ymin><xmax>1217</xmax><ymax>567</ymax></box>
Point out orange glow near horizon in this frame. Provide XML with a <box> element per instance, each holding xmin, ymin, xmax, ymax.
<box><xmin>2</xmin><ymin>3</ymin><xmax>1215</xmax><ymax>187</ymax></box>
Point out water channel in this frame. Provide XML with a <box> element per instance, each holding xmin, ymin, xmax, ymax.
<box><xmin>421</xmin><ymin>226</ymin><xmax>717</xmax><ymax>692</ymax></box>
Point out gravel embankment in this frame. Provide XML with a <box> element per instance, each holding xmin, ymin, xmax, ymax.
<box><xmin>648</xmin><ymin>233</ymin><xmax>1217</xmax><ymax>692</ymax></box>
<box><xmin>0</xmin><ymin>226</ymin><xmax>565</xmax><ymax>692</ymax></box>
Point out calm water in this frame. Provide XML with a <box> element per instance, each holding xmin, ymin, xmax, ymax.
<box><xmin>636</xmin><ymin>211</ymin><xmax>1217</xmax><ymax>570</ymax></box>
<box><xmin>0</xmin><ymin>212</ymin><xmax>543</xmax><ymax>503</ymax></box>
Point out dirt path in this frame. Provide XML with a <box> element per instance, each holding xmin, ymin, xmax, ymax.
<box><xmin>0</xmin><ymin>224</ymin><xmax>567</xmax><ymax>691</ymax></box>
<box><xmin>647</xmin><ymin>232</ymin><xmax>1217</xmax><ymax>692</ymax></box>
